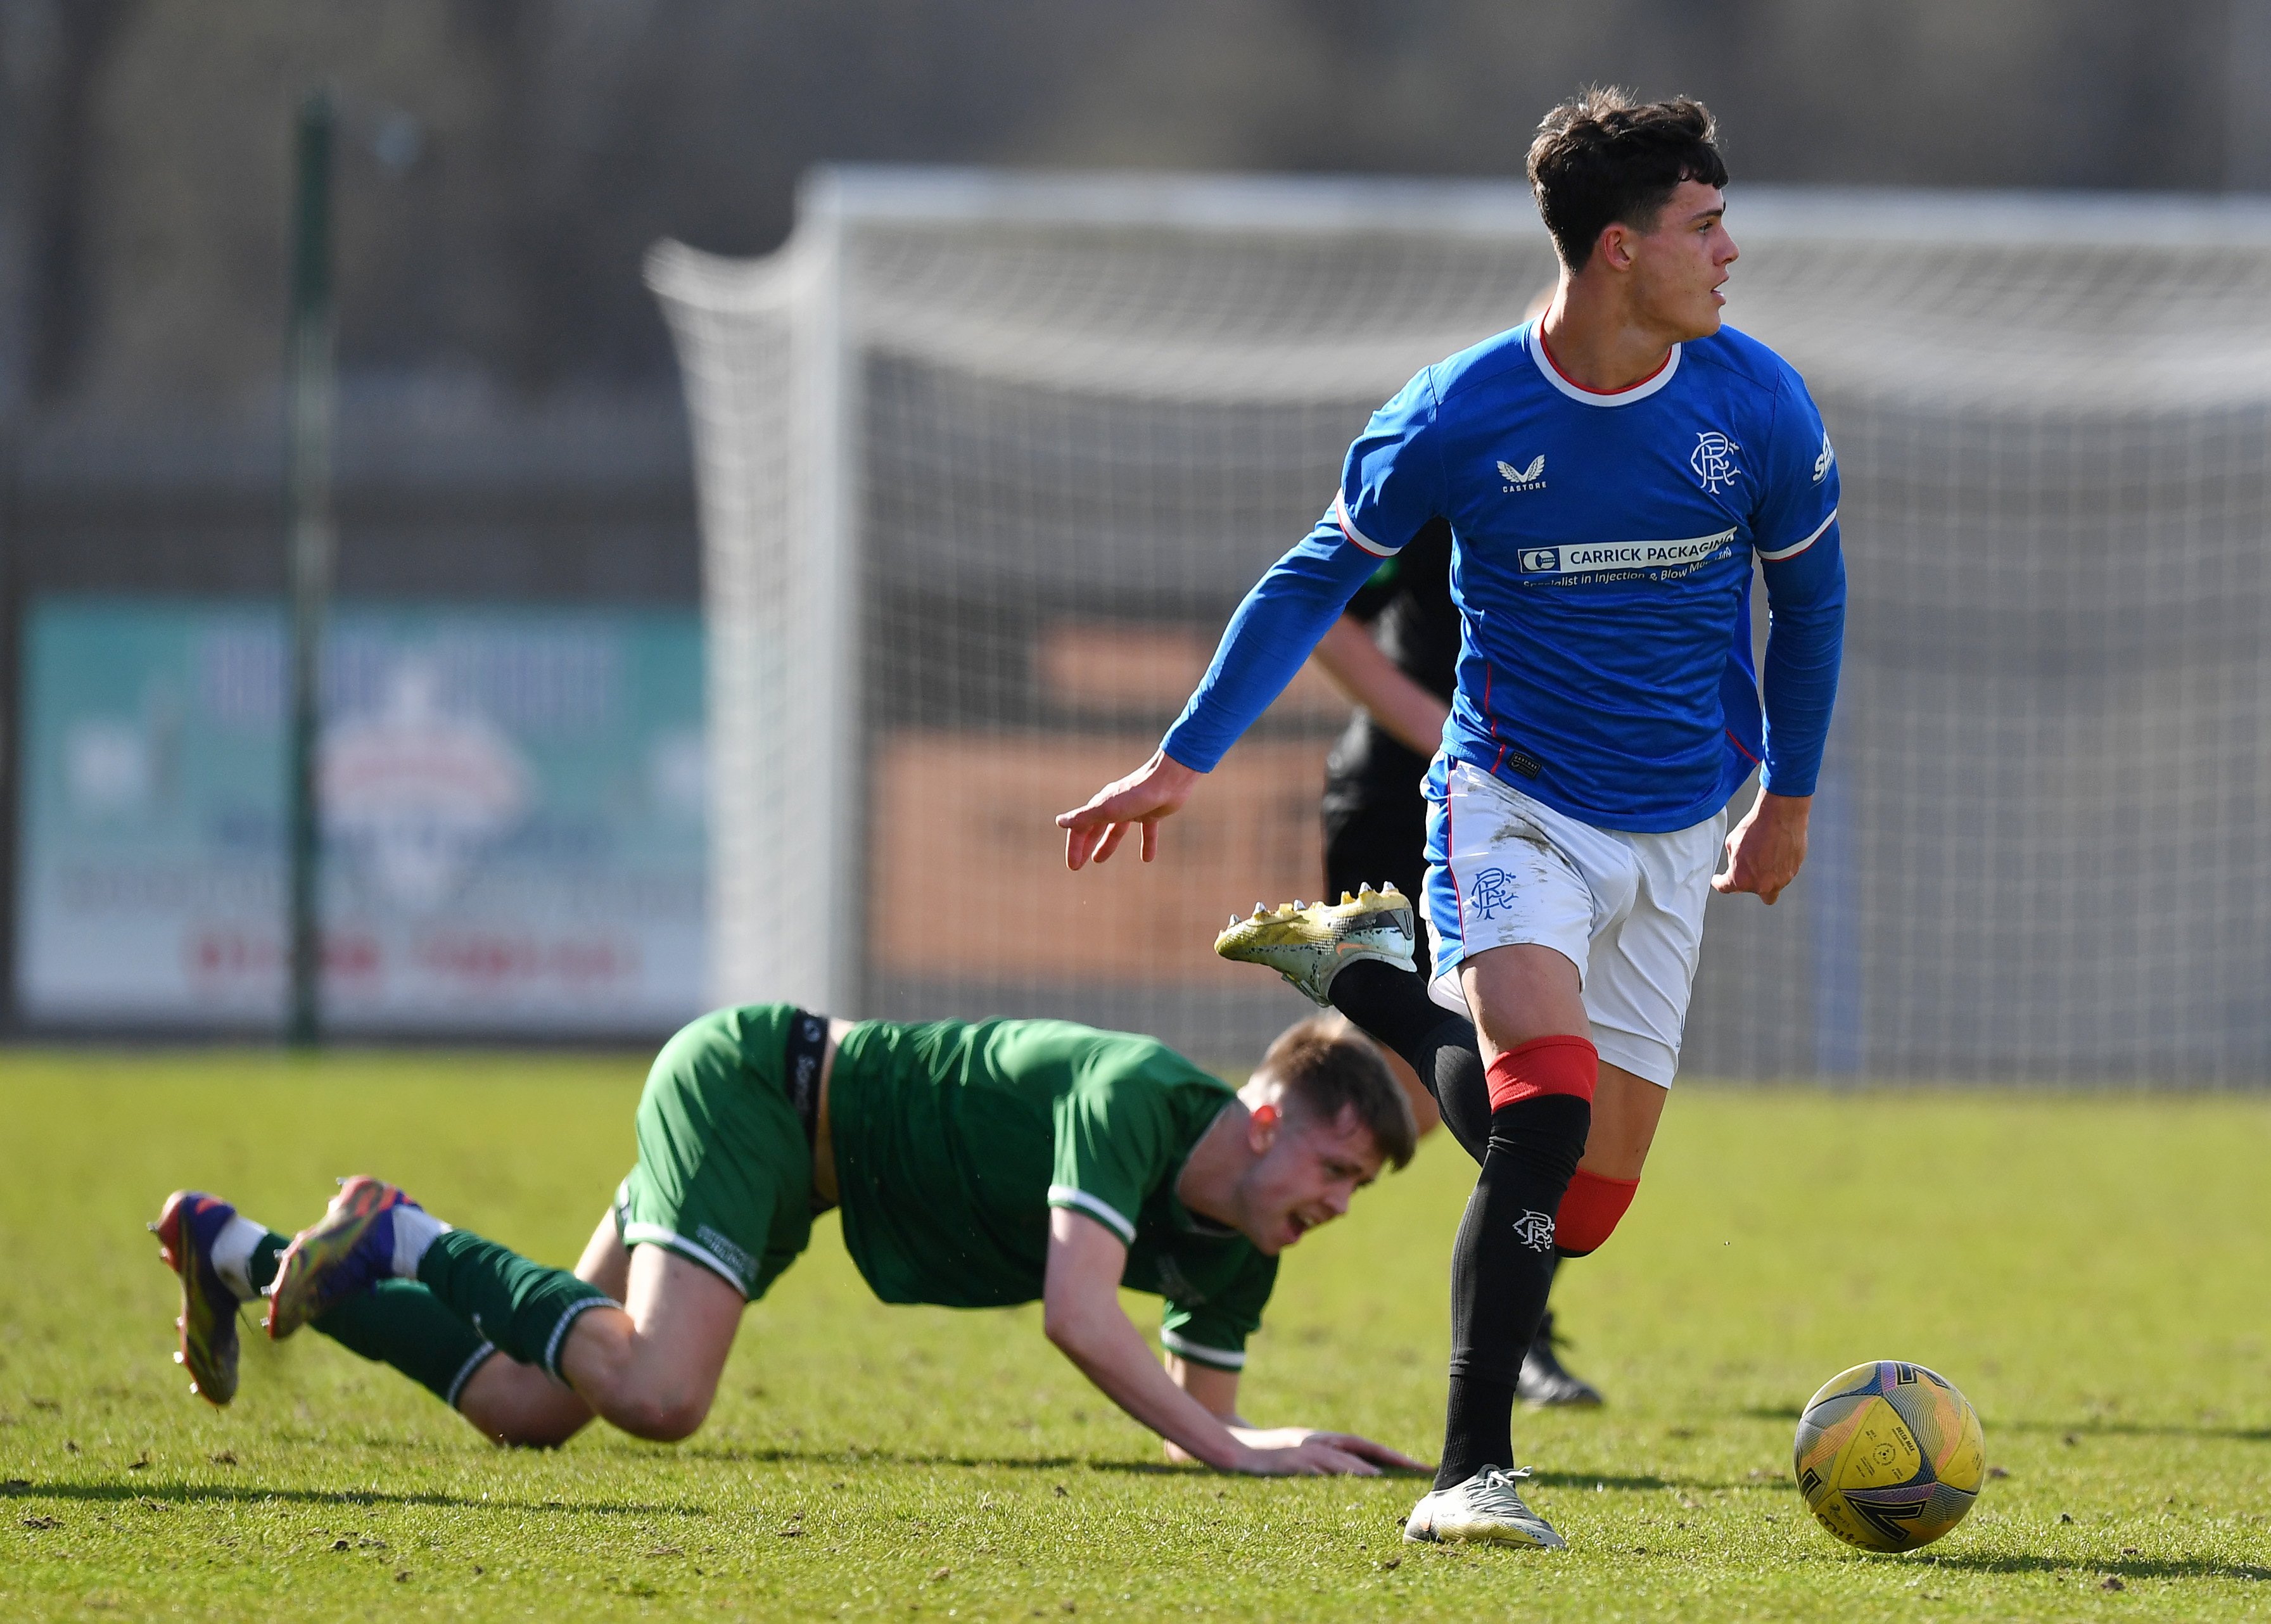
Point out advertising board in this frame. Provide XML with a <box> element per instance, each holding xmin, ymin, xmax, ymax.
<box><xmin>14</xmin><ymin>597</ymin><xmax>707</xmax><ymax>1034</ymax></box>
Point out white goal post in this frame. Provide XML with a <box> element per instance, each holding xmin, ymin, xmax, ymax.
<box><xmin>651</xmin><ymin>167</ymin><xmax>2271</xmax><ymax>1081</ymax></box>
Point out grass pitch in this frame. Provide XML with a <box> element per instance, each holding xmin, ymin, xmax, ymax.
<box><xmin>3</xmin><ymin>1053</ymin><xmax>2269</xmax><ymax>1622</ymax></box>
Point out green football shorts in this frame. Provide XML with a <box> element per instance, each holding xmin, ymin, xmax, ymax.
<box><xmin>611</xmin><ymin>1003</ymin><xmax>818</xmax><ymax>1300</ymax></box>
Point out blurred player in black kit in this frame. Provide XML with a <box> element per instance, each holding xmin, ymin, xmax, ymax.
<box><xmin>1312</xmin><ymin>504</ymin><xmax>1605</xmax><ymax>1410</ymax></box>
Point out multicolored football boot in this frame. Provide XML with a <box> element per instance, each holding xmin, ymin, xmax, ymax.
<box><xmin>265</xmin><ymin>1176</ymin><xmax>414</xmax><ymax>1340</ymax></box>
<box><xmin>1212</xmin><ymin>885</ymin><xmax>1418</xmax><ymax>1005</ymax></box>
<box><xmin>149</xmin><ymin>1190</ymin><xmax>244</xmax><ymax>1407</ymax></box>
<box><xmin>1404</xmin><ymin>1465</ymin><xmax>1566</xmax><ymax>1548</ymax></box>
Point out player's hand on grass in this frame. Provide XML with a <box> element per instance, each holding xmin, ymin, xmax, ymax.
<box><xmin>1713</xmin><ymin>788</ymin><xmax>1811</xmax><ymax>905</ymax></box>
<box><xmin>1055</xmin><ymin>749</ymin><xmax>1200</xmax><ymax>870</ymax></box>
<box><xmin>1227</xmin><ymin>1426</ymin><xmax>1428</xmax><ymax>1476</ymax></box>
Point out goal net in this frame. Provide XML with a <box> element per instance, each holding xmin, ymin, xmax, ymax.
<box><xmin>651</xmin><ymin>169</ymin><xmax>2271</xmax><ymax>1082</ymax></box>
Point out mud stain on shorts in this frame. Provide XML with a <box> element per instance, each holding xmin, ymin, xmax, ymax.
<box><xmin>1490</xmin><ymin>814</ymin><xmax>1558</xmax><ymax>853</ymax></box>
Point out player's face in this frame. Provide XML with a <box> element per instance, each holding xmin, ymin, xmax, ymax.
<box><xmin>1236</xmin><ymin>1104</ymin><xmax>1385</xmax><ymax>1255</ymax></box>
<box><xmin>1629</xmin><ymin>180</ymin><xmax>1738</xmax><ymax>341</ymax></box>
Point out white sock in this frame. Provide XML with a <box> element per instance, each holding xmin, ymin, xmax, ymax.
<box><xmin>209</xmin><ymin>1214</ymin><xmax>267</xmax><ymax>1303</ymax></box>
<box><xmin>388</xmin><ymin>1204</ymin><xmax>451</xmax><ymax>1279</ymax></box>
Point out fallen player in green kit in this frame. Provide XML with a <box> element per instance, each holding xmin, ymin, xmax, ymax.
<box><xmin>153</xmin><ymin>1006</ymin><xmax>1425</xmax><ymax>1476</ymax></box>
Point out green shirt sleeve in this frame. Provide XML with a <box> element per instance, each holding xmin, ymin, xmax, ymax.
<box><xmin>1046</xmin><ymin>1060</ymin><xmax>1177</xmax><ymax>1246</ymax></box>
<box><xmin>1159</xmin><ymin>1247</ymin><xmax>1278</xmax><ymax>1371</ymax></box>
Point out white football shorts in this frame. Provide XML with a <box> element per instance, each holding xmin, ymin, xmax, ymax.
<box><xmin>1422</xmin><ymin>758</ymin><xmax>1727</xmax><ymax>1088</ymax></box>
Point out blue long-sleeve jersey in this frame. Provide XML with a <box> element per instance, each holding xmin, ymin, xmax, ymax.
<box><xmin>1162</xmin><ymin>319</ymin><xmax>1846</xmax><ymax>833</ymax></box>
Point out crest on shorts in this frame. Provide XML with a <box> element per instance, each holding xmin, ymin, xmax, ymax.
<box><xmin>1689</xmin><ymin>430</ymin><xmax>1742</xmax><ymax>493</ymax></box>
<box><xmin>1469</xmin><ymin>866</ymin><xmax>1517</xmax><ymax>919</ymax></box>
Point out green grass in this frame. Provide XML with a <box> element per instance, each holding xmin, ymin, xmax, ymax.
<box><xmin>3</xmin><ymin>1053</ymin><xmax>2270</xmax><ymax>1621</ymax></box>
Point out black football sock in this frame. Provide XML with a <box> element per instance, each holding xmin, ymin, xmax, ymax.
<box><xmin>1328</xmin><ymin>958</ymin><xmax>1492</xmax><ymax>1163</ymax></box>
<box><xmin>1435</xmin><ymin>1093</ymin><xmax>1591</xmax><ymax>1491</ymax></box>
<box><xmin>1436</xmin><ymin>1372</ymin><xmax>1517</xmax><ymax>1492</ymax></box>
<box><xmin>247</xmin><ymin>1230</ymin><xmax>500</xmax><ymax>1407</ymax></box>
<box><xmin>1536</xmin><ymin>1253</ymin><xmax>1562</xmax><ymax>1341</ymax></box>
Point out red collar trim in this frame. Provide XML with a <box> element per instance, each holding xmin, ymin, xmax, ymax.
<box><xmin>1536</xmin><ymin>329</ymin><xmax>1674</xmax><ymax>396</ymax></box>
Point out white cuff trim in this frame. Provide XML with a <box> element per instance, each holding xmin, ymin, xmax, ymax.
<box><xmin>1160</xmin><ymin>1328</ymin><xmax>1247</xmax><ymax>1369</ymax></box>
<box><xmin>1757</xmin><ymin>506</ymin><xmax>1837</xmax><ymax>562</ymax></box>
<box><xmin>620</xmin><ymin>1220</ymin><xmax>753</xmax><ymax>1297</ymax></box>
<box><xmin>442</xmin><ymin>1342</ymin><xmax>499</xmax><ymax>1409</ymax></box>
<box><xmin>1046</xmin><ymin>1186</ymin><xmax>1136</xmax><ymax>1245</ymax></box>
<box><xmin>540</xmin><ymin>1295</ymin><xmax>617</xmax><ymax>1381</ymax></box>
<box><xmin>1334</xmin><ymin>490</ymin><xmax>1397</xmax><ymax>558</ymax></box>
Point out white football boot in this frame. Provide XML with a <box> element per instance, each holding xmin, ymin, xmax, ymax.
<box><xmin>1212</xmin><ymin>885</ymin><xmax>1416</xmax><ymax>1006</ymax></box>
<box><xmin>1403</xmin><ymin>1466</ymin><xmax>1567</xmax><ymax>1548</ymax></box>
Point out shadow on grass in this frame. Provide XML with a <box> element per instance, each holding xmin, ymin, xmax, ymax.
<box><xmin>1993</xmin><ymin>1418</ymin><xmax>2271</xmax><ymax>1444</ymax></box>
<box><xmin>673</xmin><ymin>1445</ymin><xmax>1434</xmax><ymax>1478</ymax></box>
<box><xmin>1529</xmin><ymin>1469</ymin><xmax>1795</xmax><ymax>1494</ymax></box>
<box><xmin>1</xmin><ymin>1481</ymin><xmax>704</xmax><ymax>1516</ymax></box>
<box><xmin>1742</xmin><ymin>1406</ymin><xmax>2271</xmax><ymax>1446</ymax></box>
<box><xmin>254</xmin><ymin>1430</ymin><xmax>520</xmax><ymax>1456</ymax></box>
<box><xmin>1924</xmin><ymin>1552</ymin><xmax>2271</xmax><ymax>1583</ymax></box>
<box><xmin>1530</xmin><ymin>1471</ymin><xmax>1676</xmax><ymax>1492</ymax></box>
<box><xmin>674</xmin><ymin>1445</ymin><xmax>1784</xmax><ymax>1492</ymax></box>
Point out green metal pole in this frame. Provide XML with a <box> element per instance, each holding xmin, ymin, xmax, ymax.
<box><xmin>284</xmin><ymin>90</ymin><xmax>334</xmax><ymax>1047</ymax></box>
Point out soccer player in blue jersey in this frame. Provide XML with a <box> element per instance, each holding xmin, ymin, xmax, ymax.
<box><xmin>1059</xmin><ymin>90</ymin><xmax>1845</xmax><ymax>1548</ymax></box>
<box><xmin>1309</xmin><ymin>286</ymin><xmax>1610</xmax><ymax>1414</ymax></box>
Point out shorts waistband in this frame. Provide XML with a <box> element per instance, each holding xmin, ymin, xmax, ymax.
<box><xmin>780</xmin><ymin>1008</ymin><xmax>830</xmax><ymax>1147</ymax></box>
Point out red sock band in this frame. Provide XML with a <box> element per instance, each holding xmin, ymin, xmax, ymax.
<box><xmin>1483</xmin><ymin>1034</ymin><xmax>1599</xmax><ymax>1110</ymax></box>
<box><xmin>1555</xmin><ymin>1168</ymin><xmax>1640</xmax><ymax>1256</ymax></box>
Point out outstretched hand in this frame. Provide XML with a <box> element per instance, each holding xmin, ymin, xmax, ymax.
<box><xmin>1229</xmin><ymin>1426</ymin><xmax>1429</xmax><ymax>1477</ymax></box>
<box><xmin>1712</xmin><ymin>789</ymin><xmax>1812</xmax><ymax>905</ymax></box>
<box><xmin>1054</xmin><ymin>750</ymin><xmax>1200</xmax><ymax>870</ymax></box>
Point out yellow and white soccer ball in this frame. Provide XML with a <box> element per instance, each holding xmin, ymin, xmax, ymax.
<box><xmin>1791</xmin><ymin>1360</ymin><xmax>1987</xmax><ymax>1552</ymax></box>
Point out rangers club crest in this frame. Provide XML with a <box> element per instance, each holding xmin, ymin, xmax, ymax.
<box><xmin>1509</xmin><ymin>1209</ymin><xmax>1556</xmax><ymax>1251</ymax></box>
<box><xmin>1690</xmin><ymin>430</ymin><xmax>1741</xmax><ymax>493</ymax></box>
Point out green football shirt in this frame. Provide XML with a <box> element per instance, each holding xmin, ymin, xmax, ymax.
<box><xmin>827</xmin><ymin>1017</ymin><xmax>1278</xmax><ymax>1371</ymax></box>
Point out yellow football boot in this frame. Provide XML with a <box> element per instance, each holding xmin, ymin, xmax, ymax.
<box><xmin>1212</xmin><ymin>884</ymin><xmax>1417</xmax><ymax>1005</ymax></box>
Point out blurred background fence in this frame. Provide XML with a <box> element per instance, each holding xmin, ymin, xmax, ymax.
<box><xmin>11</xmin><ymin>0</ymin><xmax>2271</xmax><ymax>1066</ymax></box>
<box><xmin>659</xmin><ymin>172</ymin><xmax>2271</xmax><ymax>1083</ymax></box>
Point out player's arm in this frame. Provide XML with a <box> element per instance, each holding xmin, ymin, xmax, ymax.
<box><xmin>1053</xmin><ymin>528</ymin><xmax>1384</xmax><ymax>869</ymax></box>
<box><xmin>1040</xmin><ymin>1210</ymin><xmax>1418</xmax><ymax>1475</ymax></box>
<box><xmin>1717</xmin><ymin>391</ymin><xmax>1847</xmax><ymax>906</ymax></box>
<box><xmin>1164</xmin><ymin>1353</ymin><xmax>1244</xmax><ymax>1418</ymax></box>
<box><xmin>1056</xmin><ymin>369</ymin><xmax>1445</xmax><ymax>870</ymax></box>
<box><xmin>1313</xmin><ymin>614</ymin><xmax>1452</xmax><ymax>757</ymax></box>
<box><xmin>1158</xmin><ymin>1355</ymin><xmax>1244</xmax><ymax>1464</ymax></box>
<box><xmin>1153</xmin><ymin>1354</ymin><xmax>1426</xmax><ymax>1475</ymax></box>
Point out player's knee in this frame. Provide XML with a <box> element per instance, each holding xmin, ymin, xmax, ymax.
<box><xmin>1554</xmin><ymin>1167</ymin><xmax>1641</xmax><ymax>1257</ymax></box>
<box><xmin>609</xmin><ymin>1386</ymin><xmax>711</xmax><ymax>1442</ymax></box>
<box><xmin>477</xmin><ymin>1412</ymin><xmax>583</xmax><ymax>1450</ymax></box>
<box><xmin>647</xmin><ymin>1399</ymin><xmax>710</xmax><ymax>1443</ymax></box>
<box><xmin>455</xmin><ymin>1351</ymin><xmax>595</xmax><ymax>1449</ymax></box>
<box><xmin>1483</xmin><ymin>1033</ymin><xmax>1598</xmax><ymax>1112</ymax></box>
<box><xmin>463</xmin><ymin>1398</ymin><xmax>589</xmax><ymax>1450</ymax></box>
<box><xmin>596</xmin><ymin>1357</ymin><xmax>716</xmax><ymax>1441</ymax></box>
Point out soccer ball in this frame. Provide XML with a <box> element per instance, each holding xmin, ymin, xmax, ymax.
<box><xmin>1791</xmin><ymin>1361</ymin><xmax>1986</xmax><ymax>1552</ymax></box>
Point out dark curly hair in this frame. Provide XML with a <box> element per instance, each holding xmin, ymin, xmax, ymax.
<box><xmin>1527</xmin><ymin>88</ymin><xmax>1728</xmax><ymax>270</ymax></box>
